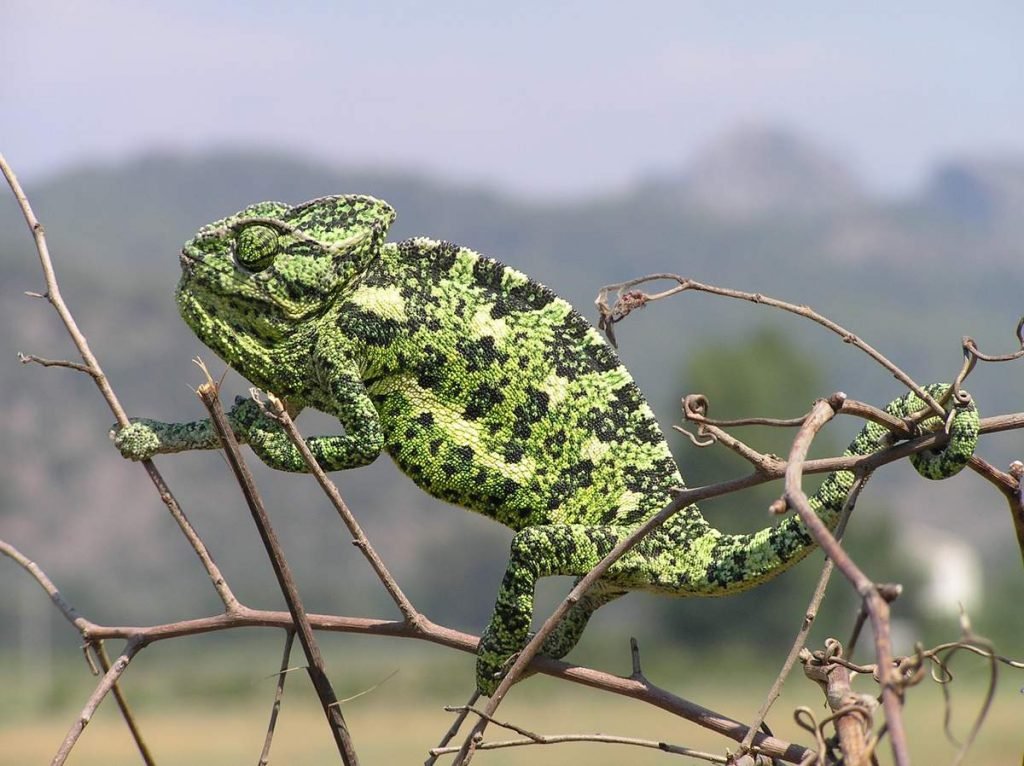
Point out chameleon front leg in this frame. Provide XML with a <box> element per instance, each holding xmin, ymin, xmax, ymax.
<box><xmin>111</xmin><ymin>396</ymin><xmax>277</xmax><ymax>460</ymax></box>
<box><xmin>476</xmin><ymin>524</ymin><xmax>639</xmax><ymax>695</ymax></box>
<box><xmin>114</xmin><ymin>375</ymin><xmax>384</xmax><ymax>473</ymax></box>
<box><xmin>234</xmin><ymin>380</ymin><xmax>384</xmax><ymax>473</ymax></box>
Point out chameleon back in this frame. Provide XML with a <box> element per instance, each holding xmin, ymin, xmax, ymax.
<box><xmin>339</xmin><ymin>237</ymin><xmax>684</xmax><ymax>531</ymax></box>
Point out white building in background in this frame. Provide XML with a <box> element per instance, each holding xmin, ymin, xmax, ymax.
<box><xmin>904</xmin><ymin>524</ymin><xmax>982</xmax><ymax>616</ymax></box>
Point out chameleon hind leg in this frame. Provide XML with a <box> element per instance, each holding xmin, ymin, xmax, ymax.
<box><xmin>476</xmin><ymin>523</ymin><xmax>665</xmax><ymax>695</ymax></box>
<box><xmin>538</xmin><ymin>580</ymin><xmax>627</xmax><ymax>660</ymax></box>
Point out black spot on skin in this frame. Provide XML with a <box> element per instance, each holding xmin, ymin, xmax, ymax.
<box><xmin>500</xmin><ymin>478</ymin><xmax>519</xmax><ymax>496</ymax></box>
<box><xmin>403</xmin><ymin>427</ymin><xmax>417</xmax><ymax>440</ymax></box>
<box><xmin>503</xmin><ymin>443</ymin><xmax>525</xmax><ymax>463</ymax></box>
<box><xmin>576</xmin><ymin>459</ymin><xmax>595</xmax><ymax>487</ymax></box>
<box><xmin>428</xmin><ymin>438</ymin><xmax>443</xmax><ymax>456</ymax></box>
<box><xmin>511</xmin><ymin>281</ymin><xmax>556</xmax><ymax>311</ymax></box>
<box><xmin>416</xmin><ymin>411</ymin><xmax>435</xmax><ymax>427</ymax></box>
<box><xmin>454</xmin><ymin>445</ymin><xmax>474</xmax><ymax>463</ymax></box>
<box><xmin>506</xmin><ymin>505</ymin><xmax>535</xmax><ymax>524</ymax></box>
<box><xmin>415</xmin><ymin>345</ymin><xmax>447</xmax><ymax>389</ymax></box>
<box><xmin>338</xmin><ymin>307</ymin><xmax>400</xmax><ymax>348</ymax></box>
<box><xmin>431</xmin><ymin>241</ymin><xmax>460</xmax><ymax>272</ymax></box>
<box><xmin>463</xmin><ymin>383</ymin><xmax>505</xmax><ymax>420</ymax></box>
<box><xmin>490</xmin><ymin>299</ymin><xmax>512</xmax><ymax>319</ymax></box>
<box><xmin>511</xmin><ymin>419</ymin><xmax>532</xmax><ymax>440</ymax></box>
<box><xmin>472</xmin><ymin>257</ymin><xmax>505</xmax><ymax>291</ymax></box>
<box><xmin>590</xmin><ymin>345</ymin><xmax>621</xmax><ymax>373</ymax></box>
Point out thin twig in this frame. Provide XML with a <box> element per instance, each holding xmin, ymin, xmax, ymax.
<box><xmin>18</xmin><ymin>352</ymin><xmax>99</xmax><ymax>377</ymax></box>
<box><xmin>51</xmin><ymin>639</ymin><xmax>145</xmax><ymax>766</ymax></box>
<box><xmin>740</xmin><ymin>473</ymin><xmax>869</xmax><ymax>751</ymax></box>
<box><xmin>779</xmin><ymin>397</ymin><xmax>910</xmax><ymax>766</ymax></box>
<box><xmin>90</xmin><ymin>642</ymin><xmax>156</xmax><ymax>766</ymax></box>
<box><xmin>596</xmin><ymin>274</ymin><xmax>945</xmax><ymax>415</ymax></box>
<box><xmin>258</xmin><ymin>391</ymin><xmax>419</xmax><ymax>623</ymax></box>
<box><xmin>434</xmin><ymin>705</ymin><xmax>729</xmax><ymax>761</ymax></box>
<box><xmin>0</xmin><ymin>152</ymin><xmax>239</xmax><ymax>610</ymax></box>
<box><xmin>258</xmin><ymin>630</ymin><xmax>295</xmax><ymax>766</ymax></box>
<box><xmin>197</xmin><ymin>377</ymin><xmax>359</xmax><ymax>765</ymax></box>
<box><xmin>426</xmin><ymin>690</ymin><xmax>481</xmax><ymax>766</ymax></box>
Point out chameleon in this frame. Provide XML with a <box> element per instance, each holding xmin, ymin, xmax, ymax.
<box><xmin>113</xmin><ymin>194</ymin><xmax>981</xmax><ymax>695</ymax></box>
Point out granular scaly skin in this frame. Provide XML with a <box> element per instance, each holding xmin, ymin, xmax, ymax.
<box><xmin>113</xmin><ymin>195</ymin><xmax>981</xmax><ymax>694</ymax></box>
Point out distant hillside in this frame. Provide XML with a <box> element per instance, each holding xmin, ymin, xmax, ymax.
<box><xmin>1</xmin><ymin>137</ymin><xmax>1021</xmax><ymax>650</ymax></box>
<box><xmin>650</xmin><ymin>126</ymin><xmax>864</xmax><ymax>219</ymax></box>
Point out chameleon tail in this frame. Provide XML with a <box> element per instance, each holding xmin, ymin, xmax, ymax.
<box><xmin>655</xmin><ymin>383</ymin><xmax>980</xmax><ymax>597</ymax></box>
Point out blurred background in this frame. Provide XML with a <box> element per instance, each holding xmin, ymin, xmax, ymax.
<box><xmin>2</xmin><ymin>2</ymin><xmax>1023</xmax><ymax>763</ymax></box>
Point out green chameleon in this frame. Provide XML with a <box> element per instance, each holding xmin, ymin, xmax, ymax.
<box><xmin>114</xmin><ymin>195</ymin><xmax>980</xmax><ymax>695</ymax></box>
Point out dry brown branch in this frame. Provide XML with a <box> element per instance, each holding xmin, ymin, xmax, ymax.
<box><xmin>197</xmin><ymin>377</ymin><xmax>360</xmax><ymax>765</ymax></box>
<box><xmin>740</xmin><ymin>474</ymin><xmax>869</xmax><ymax>753</ymax></box>
<box><xmin>0</xmin><ymin>536</ymin><xmax>813</xmax><ymax>763</ymax></box>
<box><xmin>425</xmin><ymin>692</ymin><xmax>481</xmax><ymax>765</ymax></box>
<box><xmin>51</xmin><ymin>639</ymin><xmax>144</xmax><ymax>766</ymax></box>
<box><xmin>595</xmin><ymin>274</ymin><xmax>945</xmax><ymax>416</ymax></box>
<box><xmin>800</xmin><ymin>640</ymin><xmax>879</xmax><ymax>765</ymax></box>
<box><xmin>954</xmin><ymin>317</ymin><xmax>1024</xmax><ymax>391</ymax></box>
<box><xmin>778</xmin><ymin>396</ymin><xmax>910</xmax><ymax>765</ymax></box>
<box><xmin>0</xmin><ymin>152</ymin><xmax>238</xmax><ymax>611</ymax></box>
<box><xmin>257</xmin><ymin>391</ymin><xmax>420</xmax><ymax>623</ymax></box>
<box><xmin>88</xmin><ymin>641</ymin><xmax>156</xmax><ymax>766</ymax></box>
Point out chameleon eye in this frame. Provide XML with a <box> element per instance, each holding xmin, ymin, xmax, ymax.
<box><xmin>235</xmin><ymin>224</ymin><xmax>279</xmax><ymax>271</ymax></box>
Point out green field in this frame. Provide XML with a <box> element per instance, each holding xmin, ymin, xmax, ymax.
<box><xmin>3</xmin><ymin>640</ymin><xmax>1020</xmax><ymax>765</ymax></box>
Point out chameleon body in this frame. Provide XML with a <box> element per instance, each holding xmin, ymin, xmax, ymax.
<box><xmin>114</xmin><ymin>195</ymin><xmax>980</xmax><ymax>694</ymax></box>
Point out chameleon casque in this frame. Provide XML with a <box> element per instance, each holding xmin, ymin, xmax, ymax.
<box><xmin>114</xmin><ymin>194</ymin><xmax>980</xmax><ymax>695</ymax></box>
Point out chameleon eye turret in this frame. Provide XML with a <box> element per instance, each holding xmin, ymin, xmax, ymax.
<box><xmin>234</xmin><ymin>224</ymin><xmax>279</xmax><ymax>272</ymax></box>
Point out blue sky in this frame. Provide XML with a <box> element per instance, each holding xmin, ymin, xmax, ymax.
<box><xmin>4</xmin><ymin>1</ymin><xmax>1022</xmax><ymax>196</ymax></box>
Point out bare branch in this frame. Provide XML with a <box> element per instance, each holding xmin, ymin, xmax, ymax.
<box><xmin>596</xmin><ymin>273</ymin><xmax>945</xmax><ymax>415</ymax></box>
<box><xmin>779</xmin><ymin>397</ymin><xmax>910</xmax><ymax>765</ymax></box>
<box><xmin>51</xmin><ymin>639</ymin><xmax>144</xmax><ymax>766</ymax></box>
<box><xmin>197</xmin><ymin>377</ymin><xmax>360</xmax><ymax>765</ymax></box>
<box><xmin>257</xmin><ymin>391</ymin><xmax>419</xmax><ymax>623</ymax></box>
<box><xmin>18</xmin><ymin>352</ymin><xmax>99</xmax><ymax>377</ymax></box>
<box><xmin>1</xmin><ymin>152</ymin><xmax>238</xmax><ymax>610</ymax></box>
<box><xmin>741</xmin><ymin>473</ymin><xmax>869</xmax><ymax>751</ymax></box>
<box><xmin>434</xmin><ymin>705</ymin><xmax>731</xmax><ymax>761</ymax></box>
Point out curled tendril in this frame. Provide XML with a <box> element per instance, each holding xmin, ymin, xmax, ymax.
<box><xmin>954</xmin><ymin>315</ymin><xmax>1024</xmax><ymax>392</ymax></box>
<box><xmin>673</xmin><ymin>394</ymin><xmax>717</xmax><ymax>447</ymax></box>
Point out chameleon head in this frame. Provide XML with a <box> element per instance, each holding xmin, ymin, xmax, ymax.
<box><xmin>176</xmin><ymin>195</ymin><xmax>395</xmax><ymax>365</ymax></box>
